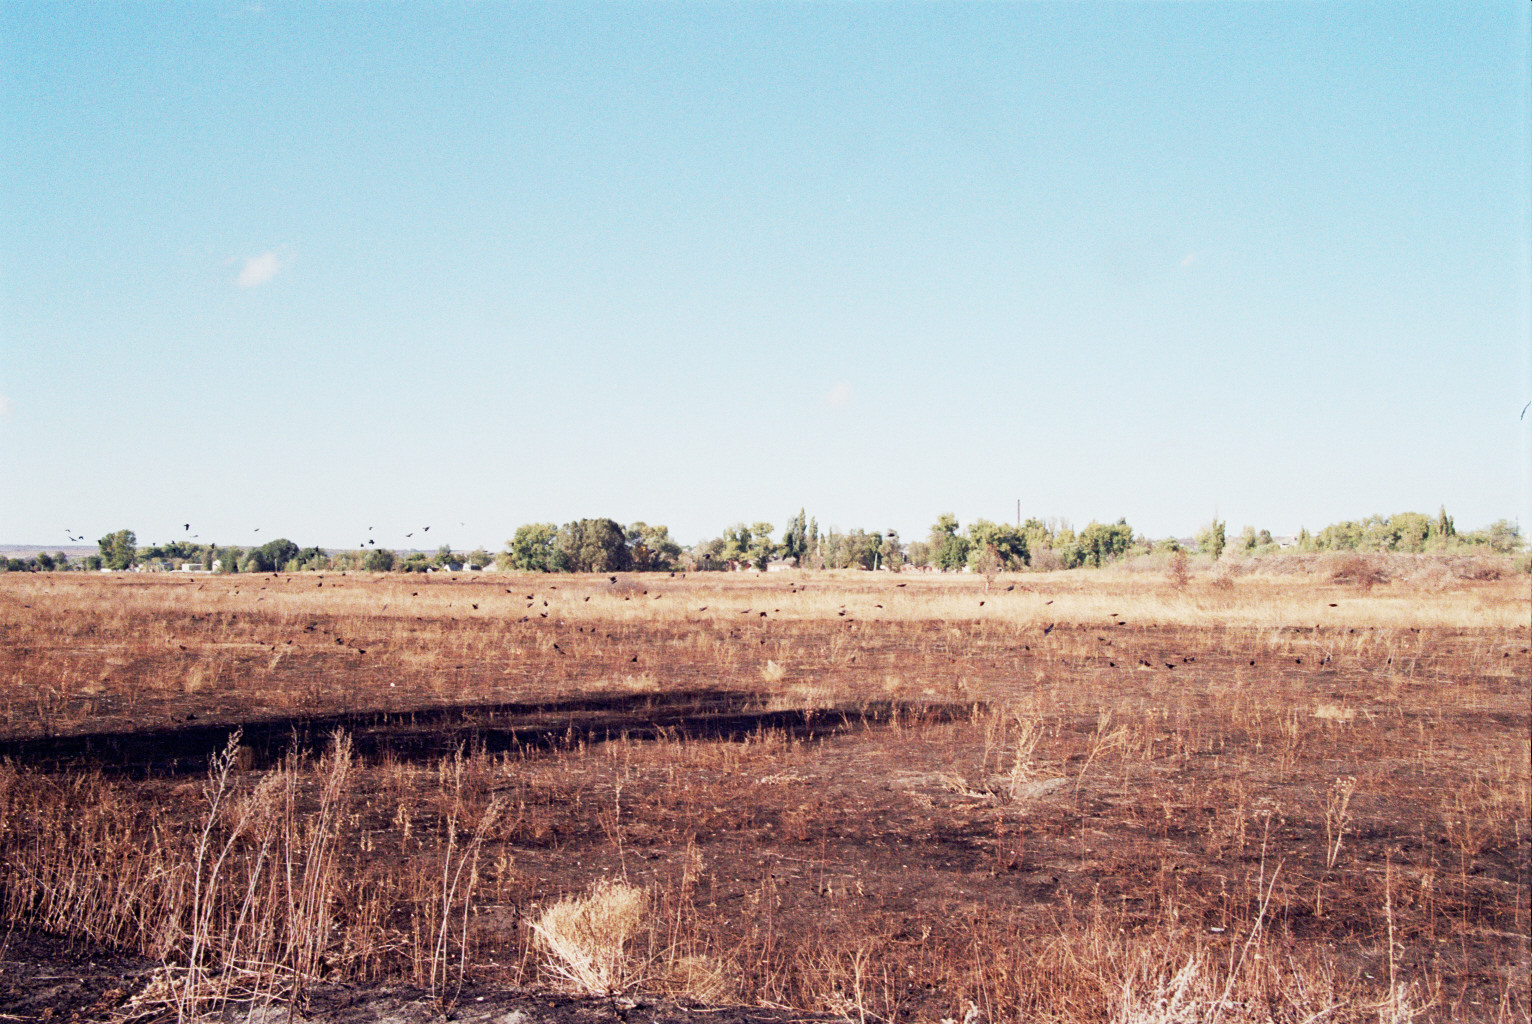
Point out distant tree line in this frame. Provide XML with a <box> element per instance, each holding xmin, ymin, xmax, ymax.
<box><xmin>1193</xmin><ymin>508</ymin><xmax>1523</xmax><ymax>558</ymax></box>
<box><xmin>3</xmin><ymin>506</ymin><xmax>1521</xmax><ymax>574</ymax></box>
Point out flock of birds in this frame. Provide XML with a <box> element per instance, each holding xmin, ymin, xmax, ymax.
<box><xmin>63</xmin><ymin>522</ymin><xmax>470</xmax><ymax>549</ymax></box>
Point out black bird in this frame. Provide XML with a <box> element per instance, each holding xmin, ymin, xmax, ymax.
<box><xmin>405</xmin><ymin>532</ymin><xmax>413</xmax><ymax>538</ymax></box>
<box><xmin>1523</xmin><ymin>401</ymin><xmax>1531</xmax><ymax>420</ymax></box>
<box><xmin>1042</xmin><ymin>622</ymin><xmax>1055</xmax><ymax>635</ymax></box>
<box><xmin>423</xmin><ymin>526</ymin><xmax>430</xmax><ymax>532</ymax></box>
<box><xmin>184</xmin><ymin>524</ymin><xmax>190</xmax><ymax>531</ymax></box>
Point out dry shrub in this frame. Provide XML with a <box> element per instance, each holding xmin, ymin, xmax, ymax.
<box><xmin>1167</xmin><ymin>550</ymin><xmax>1190</xmax><ymax>590</ymax></box>
<box><xmin>1326</xmin><ymin>553</ymin><xmax>1389</xmax><ymax>588</ymax></box>
<box><xmin>1443</xmin><ymin>554</ymin><xmax>1505</xmax><ymax>581</ymax></box>
<box><xmin>531</xmin><ymin>879</ymin><xmax>649</xmax><ymax>995</ymax></box>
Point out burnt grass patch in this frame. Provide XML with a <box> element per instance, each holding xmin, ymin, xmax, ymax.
<box><xmin>0</xmin><ymin>691</ymin><xmax>974</xmax><ymax>777</ymax></box>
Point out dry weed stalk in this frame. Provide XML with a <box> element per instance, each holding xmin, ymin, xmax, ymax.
<box><xmin>1323</xmin><ymin>776</ymin><xmax>1357</xmax><ymax>871</ymax></box>
<box><xmin>430</xmin><ymin>791</ymin><xmax>505</xmax><ymax>1007</ymax></box>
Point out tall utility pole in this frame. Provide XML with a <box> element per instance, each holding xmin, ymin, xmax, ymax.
<box><xmin>1017</xmin><ymin>499</ymin><xmax>1021</xmax><ymax>528</ymax></box>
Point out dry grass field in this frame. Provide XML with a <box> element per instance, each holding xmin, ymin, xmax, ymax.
<box><xmin>0</xmin><ymin>561</ymin><xmax>1526</xmax><ymax>1023</ymax></box>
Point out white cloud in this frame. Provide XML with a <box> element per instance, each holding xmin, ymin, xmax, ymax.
<box><xmin>824</xmin><ymin>383</ymin><xmax>852</xmax><ymax>408</ymax></box>
<box><xmin>236</xmin><ymin>249</ymin><xmax>289</xmax><ymax>288</ymax></box>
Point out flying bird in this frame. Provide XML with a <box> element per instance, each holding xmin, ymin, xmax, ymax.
<box><xmin>1522</xmin><ymin>401</ymin><xmax>1531</xmax><ymax>420</ymax></box>
<box><xmin>184</xmin><ymin>524</ymin><xmax>190</xmax><ymax>531</ymax></box>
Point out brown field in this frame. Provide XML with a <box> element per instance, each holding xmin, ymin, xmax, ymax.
<box><xmin>0</xmin><ymin>563</ymin><xmax>1527</xmax><ymax>1023</ymax></box>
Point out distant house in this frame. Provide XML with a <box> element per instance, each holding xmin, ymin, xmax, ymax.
<box><xmin>765</xmin><ymin>559</ymin><xmax>796</xmax><ymax>573</ymax></box>
<box><xmin>440</xmin><ymin>561</ymin><xmax>465</xmax><ymax>572</ymax></box>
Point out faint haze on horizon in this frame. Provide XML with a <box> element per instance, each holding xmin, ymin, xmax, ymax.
<box><xmin>2</xmin><ymin>3</ymin><xmax>1528</xmax><ymax>552</ymax></box>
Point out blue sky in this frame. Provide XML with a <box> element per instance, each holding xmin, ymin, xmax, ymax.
<box><xmin>3</xmin><ymin>2</ymin><xmax>1528</xmax><ymax>552</ymax></box>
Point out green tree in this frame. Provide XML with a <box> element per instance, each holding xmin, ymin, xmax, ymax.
<box><xmin>966</xmin><ymin>520</ymin><xmax>1029</xmax><ymax>570</ymax></box>
<box><xmin>904</xmin><ymin>540</ymin><xmax>931</xmax><ymax>568</ymax></box>
<box><xmin>1076</xmin><ymin>519</ymin><xmax>1134</xmax><ymax>568</ymax></box>
<box><xmin>294</xmin><ymin>546</ymin><xmax>329</xmax><ymax>571</ymax></box>
<box><xmin>929</xmin><ymin>514</ymin><xmax>970</xmax><ymax>571</ymax></box>
<box><xmin>1390</xmin><ymin>512</ymin><xmax>1431</xmax><ymax>553</ymax></box>
<box><xmin>1196</xmin><ymin>520</ymin><xmax>1226</xmax><ymax>560</ymax></box>
<box><xmin>244</xmin><ymin>538</ymin><xmax>299</xmax><ymax>573</ymax></box>
<box><xmin>833</xmin><ymin>528</ymin><xmax>880</xmax><ymax>570</ymax></box>
<box><xmin>747</xmin><ymin>522</ymin><xmax>777</xmax><ymax>570</ymax></box>
<box><xmin>720</xmin><ymin>523</ymin><xmax>754</xmax><ymax>568</ymax></box>
<box><xmin>508</xmin><ymin>523</ymin><xmax>563</xmax><ymax>572</ymax></box>
<box><xmin>1238</xmin><ymin>525</ymin><xmax>1258</xmax><ymax>552</ymax></box>
<box><xmin>781</xmin><ymin>510</ymin><xmax>809</xmax><ymax>567</ymax></box>
<box><xmin>1019</xmin><ymin>518</ymin><xmax>1053</xmax><ymax>555</ymax></box>
<box><xmin>689</xmin><ymin>536</ymin><xmax>729</xmax><ymax>571</ymax></box>
<box><xmin>1315</xmin><ymin>520</ymin><xmax>1362</xmax><ymax>551</ymax></box>
<box><xmin>557</xmin><ymin>519</ymin><xmax>632</xmax><ymax>573</ymax></box>
<box><xmin>1462</xmin><ymin>519</ymin><xmax>1524</xmax><ymax>553</ymax></box>
<box><xmin>626</xmin><ymin>522</ymin><xmax>682</xmax><ymax>572</ymax></box>
<box><xmin>97</xmin><ymin>529</ymin><xmax>138</xmax><ymax>571</ymax></box>
<box><xmin>1431</xmin><ymin>506</ymin><xmax>1455</xmax><ymax>544</ymax></box>
<box><xmin>878</xmin><ymin>529</ymin><xmax>904</xmax><ymax>571</ymax></box>
<box><xmin>363</xmin><ymin>548</ymin><xmax>396</xmax><ymax>572</ymax></box>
